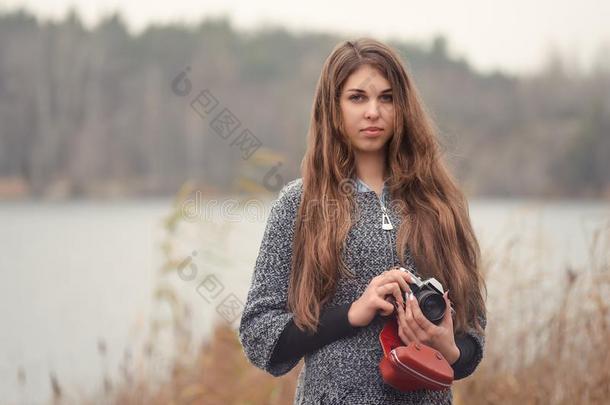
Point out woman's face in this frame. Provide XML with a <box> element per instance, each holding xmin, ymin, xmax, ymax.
<box><xmin>339</xmin><ymin>64</ymin><xmax>395</xmax><ymax>155</ymax></box>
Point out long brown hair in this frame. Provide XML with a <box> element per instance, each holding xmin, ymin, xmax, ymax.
<box><xmin>288</xmin><ymin>38</ymin><xmax>486</xmax><ymax>336</ymax></box>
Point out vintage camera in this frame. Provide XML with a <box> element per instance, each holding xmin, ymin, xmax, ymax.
<box><xmin>398</xmin><ymin>267</ymin><xmax>447</xmax><ymax>325</ymax></box>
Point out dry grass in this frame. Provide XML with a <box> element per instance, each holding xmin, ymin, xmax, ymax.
<box><xmin>109</xmin><ymin>321</ymin><xmax>301</xmax><ymax>405</ymax></box>
<box><xmin>55</xmin><ymin>189</ymin><xmax>610</xmax><ymax>405</ymax></box>
<box><xmin>111</xmin><ymin>219</ymin><xmax>609</xmax><ymax>404</ymax></box>
<box><xmin>454</xmin><ymin>220</ymin><xmax>610</xmax><ymax>405</ymax></box>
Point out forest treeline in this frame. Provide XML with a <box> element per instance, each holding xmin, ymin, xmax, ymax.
<box><xmin>0</xmin><ymin>9</ymin><xmax>608</xmax><ymax>199</ymax></box>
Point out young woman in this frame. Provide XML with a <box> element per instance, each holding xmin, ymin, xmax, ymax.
<box><xmin>239</xmin><ymin>38</ymin><xmax>487</xmax><ymax>404</ymax></box>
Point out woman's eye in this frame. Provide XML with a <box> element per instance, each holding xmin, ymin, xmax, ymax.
<box><xmin>349</xmin><ymin>94</ymin><xmax>392</xmax><ymax>102</ymax></box>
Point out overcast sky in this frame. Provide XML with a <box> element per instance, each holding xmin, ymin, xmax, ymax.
<box><xmin>2</xmin><ymin>0</ymin><xmax>608</xmax><ymax>75</ymax></box>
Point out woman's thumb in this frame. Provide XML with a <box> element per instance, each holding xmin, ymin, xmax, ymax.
<box><xmin>442</xmin><ymin>291</ymin><xmax>452</xmax><ymax>324</ymax></box>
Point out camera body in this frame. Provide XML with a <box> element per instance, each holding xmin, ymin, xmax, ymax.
<box><xmin>399</xmin><ymin>267</ymin><xmax>447</xmax><ymax>325</ymax></box>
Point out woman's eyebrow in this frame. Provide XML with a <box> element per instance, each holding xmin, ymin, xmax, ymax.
<box><xmin>346</xmin><ymin>88</ymin><xmax>393</xmax><ymax>93</ymax></box>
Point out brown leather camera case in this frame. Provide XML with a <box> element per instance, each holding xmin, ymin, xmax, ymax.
<box><xmin>379</xmin><ymin>316</ymin><xmax>454</xmax><ymax>391</ymax></box>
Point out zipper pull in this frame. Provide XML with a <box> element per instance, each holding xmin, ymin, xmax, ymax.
<box><xmin>380</xmin><ymin>205</ymin><xmax>394</xmax><ymax>230</ymax></box>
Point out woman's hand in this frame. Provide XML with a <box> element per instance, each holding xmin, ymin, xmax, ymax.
<box><xmin>348</xmin><ymin>268</ymin><xmax>412</xmax><ymax>328</ymax></box>
<box><xmin>396</xmin><ymin>291</ymin><xmax>460</xmax><ymax>364</ymax></box>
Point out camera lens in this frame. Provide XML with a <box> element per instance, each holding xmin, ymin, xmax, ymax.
<box><xmin>416</xmin><ymin>290</ymin><xmax>446</xmax><ymax>324</ymax></box>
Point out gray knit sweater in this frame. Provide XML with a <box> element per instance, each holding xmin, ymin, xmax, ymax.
<box><xmin>239</xmin><ymin>178</ymin><xmax>486</xmax><ymax>404</ymax></box>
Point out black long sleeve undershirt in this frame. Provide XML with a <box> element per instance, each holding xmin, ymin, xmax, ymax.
<box><xmin>269</xmin><ymin>303</ymin><xmax>360</xmax><ymax>364</ymax></box>
<box><xmin>269</xmin><ymin>304</ymin><xmax>479</xmax><ymax>380</ymax></box>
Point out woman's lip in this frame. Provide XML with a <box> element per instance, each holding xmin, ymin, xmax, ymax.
<box><xmin>362</xmin><ymin>128</ymin><xmax>383</xmax><ymax>136</ymax></box>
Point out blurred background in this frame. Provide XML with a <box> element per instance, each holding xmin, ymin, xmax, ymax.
<box><xmin>0</xmin><ymin>1</ymin><xmax>608</xmax><ymax>404</ymax></box>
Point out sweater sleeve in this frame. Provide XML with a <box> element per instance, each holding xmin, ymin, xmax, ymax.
<box><xmin>451</xmin><ymin>311</ymin><xmax>487</xmax><ymax>380</ymax></box>
<box><xmin>269</xmin><ymin>302</ymin><xmax>361</xmax><ymax>365</ymax></box>
<box><xmin>238</xmin><ymin>181</ymin><xmax>303</xmax><ymax>376</ymax></box>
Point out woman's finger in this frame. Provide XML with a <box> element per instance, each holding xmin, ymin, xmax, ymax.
<box><xmin>439</xmin><ymin>291</ymin><xmax>454</xmax><ymax>329</ymax></box>
<box><xmin>407</xmin><ymin>294</ymin><xmax>433</xmax><ymax>341</ymax></box>
<box><xmin>377</xmin><ymin>282</ymin><xmax>403</xmax><ymax>306</ymax></box>
<box><xmin>398</xmin><ymin>326</ymin><xmax>410</xmax><ymax>345</ymax></box>
<box><xmin>397</xmin><ymin>301</ymin><xmax>419</xmax><ymax>343</ymax></box>
<box><xmin>396</xmin><ymin>304</ymin><xmax>412</xmax><ymax>344</ymax></box>
<box><xmin>408</xmin><ymin>292</ymin><xmax>436</xmax><ymax>333</ymax></box>
<box><xmin>372</xmin><ymin>272</ymin><xmax>387</xmax><ymax>286</ymax></box>
<box><xmin>376</xmin><ymin>269</ymin><xmax>411</xmax><ymax>294</ymax></box>
<box><xmin>396</xmin><ymin>267</ymin><xmax>415</xmax><ymax>284</ymax></box>
<box><xmin>404</xmin><ymin>294</ymin><xmax>425</xmax><ymax>335</ymax></box>
<box><xmin>376</xmin><ymin>297</ymin><xmax>395</xmax><ymax>316</ymax></box>
<box><xmin>385</xmin><ymin>269</ymin><xmax>412</xmax><ymax>293</ymax></box>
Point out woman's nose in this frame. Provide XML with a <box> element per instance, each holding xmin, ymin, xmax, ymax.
<box><xmin>365</xmin><ymin>101</ymin><xmax>381</xmax><ymax>119</ymax></box>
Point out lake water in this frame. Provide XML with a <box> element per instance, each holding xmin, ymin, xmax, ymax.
<box><xmin>1</xmin><ymin>197</ymin><xmax>608</xmax><ymax>404</ymax></box>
